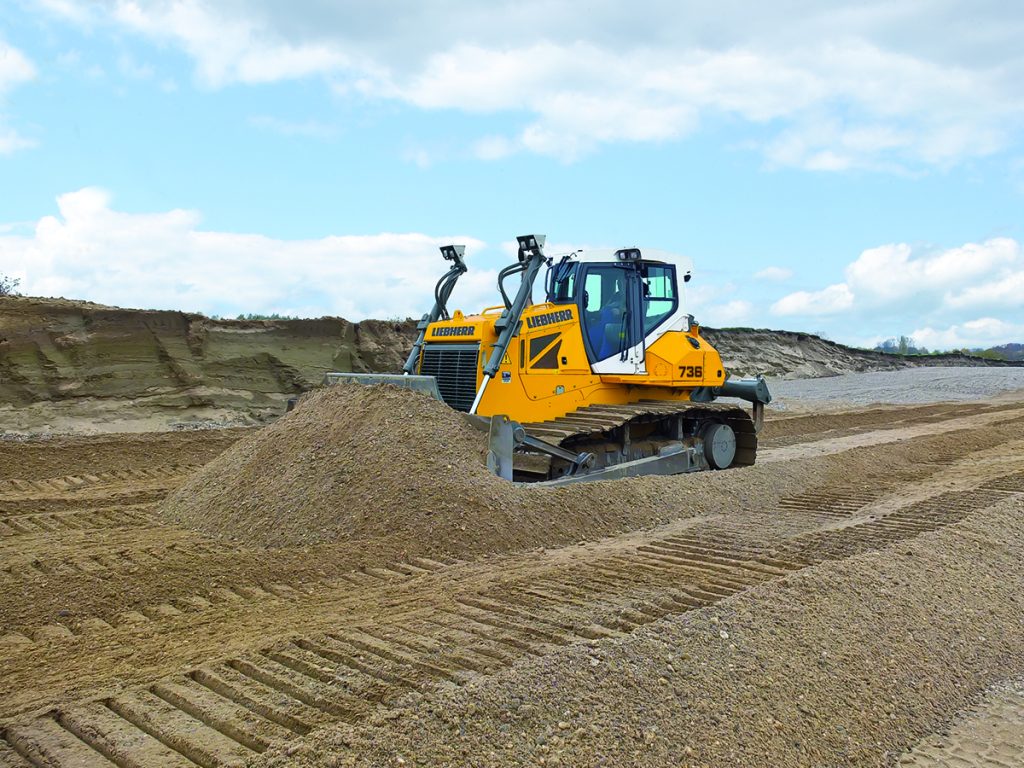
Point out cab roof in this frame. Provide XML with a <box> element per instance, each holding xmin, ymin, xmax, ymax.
<box><xmin>556</xmin><ymin>248</ymin><xmax>694</xmax><ymax>276</ymax></box>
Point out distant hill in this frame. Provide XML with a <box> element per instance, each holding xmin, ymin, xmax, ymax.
<box><xmin>987</xmin><ymin>343</ymin><xmax>1024</xmax><ymax>361</ymax></box>
<box><xmin>1</xmin><ymin>295</ymin><xmax>1021</xmax><ymax>433</ymax></box>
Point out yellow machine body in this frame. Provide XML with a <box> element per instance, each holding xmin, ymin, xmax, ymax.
<box><xmin>421</xmin><ymin>303</ymin><xmax>727</xmax><ymax>423</ymax></box>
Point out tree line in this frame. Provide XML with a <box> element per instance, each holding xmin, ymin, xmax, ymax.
<box><xmin>875</xmin><ymin>336</ymin><xmax>1022</xmax><ymax>361</ymax></box>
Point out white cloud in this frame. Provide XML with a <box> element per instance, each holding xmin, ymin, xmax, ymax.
<box><xmin>35</xmin><ymin>0</ymin><xmax>94</xmax><ymax>25</ymax></box>
<box><xmin>686</xmin><ymin>280</ymin><xmax>757</xmax><ymax>327</ymax></box>
<box><xmin>771</xmin><ymin>283</ymin><xmax>854</xmax><ymax>316</ymax></box>
<box><xmin>705</xmin><ymin>299</ymin><xmax>754</xmax><ymax>327</ymax></box>
<box><xmin>0</xmin><ymin>40</ymin><xmax>37</xmax><ymax>155</ymax></box>
<box><xmin>844</xmin><ymin>238</ymin><xmax>1020</xmax><ymax>304</ymax></box>
<box><xmin>0</xmin><ymin>123</ymin><xmax>36</xmax><ymax>154</ymax></box>
<box><xmin>403</xmin><ymin>146</ymin><xmax>436</xmax><ymax>169</ymax></box>
<box><xmin>117</xmin><ymin>52</ymin><xmax>154</xmax><ymax>80</ymax></box>
<box><xmin>31</xmin><ymin>1</ymin><xmax>1024</xmax><ymax>168</ymax></box>
<box><xmin>1</xmin><ymin>189</ymin><xmax>758</xmax><ymax>328</ymax></box>
<box><xmin>473</xmin><ymin>135</ymin><xmax>515</xmax><ymax>161</ymax></box>
<box><xmin>0</xmin><ymin>42</ymin><xmax>35</xmax><ymax>91</ymax></box>
<box><xmin>0</xmin><ymin>188</ymin><xmax>496</xmax><ymax>320</ymax></box>
<box><xmin>911</xmin><ymin>318</ymin><xmax>1024</xmax><ymax>350</ymax></box>
<box><xmin>754</xmin><ymin>266</ymin><xmax>793</xmax><ymax>282</ymax></box>
<box><xmin>943</xmin><ymin>264</ymin><xmax>1024</xmax><ymax>311</ymax></box>
<box><xmin>772</xmin><ymin>237</ymin><xmax>1024</xmax><ymax>319</ymax></box>
<box><xmin>107</xmin><ymin>1</ymin><xmax>354</xmax><ymax>88</ymax></box>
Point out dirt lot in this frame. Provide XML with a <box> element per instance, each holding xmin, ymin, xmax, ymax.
<box><xmin>768</xmin><ymin>366</ymin><xmax>1024</xmax><ymax>410</ymax></box>
<box><xmin>1</xmin><ymin>374</ymin><xmax>1023</xmax><ymax>766</ymax></box>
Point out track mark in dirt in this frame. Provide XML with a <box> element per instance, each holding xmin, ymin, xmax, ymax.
<box><xmin>780</xmin><ymin>489</ymin><xmax>1011</xmax><ymax>563</ymax></box>
<box><xmin>0</xmin><ymin>463</ymin><xmax>204</xmax><ymax>522</ymax></box>
<box><xmin>778</xmin><ymin>488</ymin><xmax>884</xmax><ymax>518</ymax></box>
<box><xmin>980</xmin><ymin>471</ymin><xmax>1024</xmax><ymax>494</ymax></box>
<box><xmin>0</xmin><ymin>491</ymin><xmax>170</xmax><ymax>517</ymax></box>
<box><xmin>5</xmin><ymin>470</ymin><xmax>1024</xmax><ymax>766</ymax></box>
<box><xmin>0</xmin><ymin>539</ymin><xmax>232</xmax><ymax>580</ymax></box>
<box><xmin>0</xmin><ymin>466</ymin><xmax>197</xmax><ymax>497</ymax></box>
<box><xmin>761</xmin><ymin>401</ymin><xmax>1024</xmax><ymax>448</ymax></box>
<box><xmin>0</xmin><ymin>558</ymin><xmax>459</xmax><ymax>649</ymax></box>
<box><xmin>0</xmin><ymin>507</ymin><xmax>156</xmax><ymax>539</ymax></box>
<box><xmin>761</xmin><ymin>405</ymin><xmax>1024</xmax><ymax>463</ymax></box>
<box><xmin>773</xmin><ymin>433</ymin><xmax>1024</xmax><ymax>524</ymax></box>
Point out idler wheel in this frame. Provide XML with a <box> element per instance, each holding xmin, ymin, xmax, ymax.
<box><xmin>703</xmin><ymin>422</ymin><xmax>737</xmax><ymax>470</ymax></box>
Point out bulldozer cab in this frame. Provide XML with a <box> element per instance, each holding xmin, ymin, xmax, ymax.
<box><xmin>547</xmin><ymin>253</ymin><xmax>680</xmax><ymax>370</ymax></box>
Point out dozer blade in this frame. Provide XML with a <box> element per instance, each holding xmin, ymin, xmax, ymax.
<box><xmin>322</xmin><ymin>372</ymin><xmax>443</xmax><ymax>401</ymax></box>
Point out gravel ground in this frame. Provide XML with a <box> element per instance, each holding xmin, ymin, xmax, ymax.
<box><xmin>766</xmin><ymin>367</ymin><xmax>1024</xmax><ymax>411</ymax></box>
<box><xmin>256</xmin><ymin>497</ymin><xmax>1024</xmax><ymax>768</ymax></box>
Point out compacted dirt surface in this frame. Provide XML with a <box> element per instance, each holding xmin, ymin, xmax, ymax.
<box><xmin>2</xmin><ymin>380</ymin><xmax>1024</xmax><ymax>767</ymax></box>
<box><xmin>898</xmin><ymin>678</ymin><xmax>1024</xmax><ymax>767</ymax></box>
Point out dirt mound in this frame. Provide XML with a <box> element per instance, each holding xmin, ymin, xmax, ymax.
<box><xmin>705</xmin><ymin>327</ymin><xmax>1023</xmax><ymax>379</ymax></box>
<box><xmin>159</xmin><ymin>384</ymin><xmax>497</xmax><ymax>547</ymax></box>
<box><xmin>159</xmin><ymin>383</ymin><xmax>803</xmax><ymax>552</ymax></box>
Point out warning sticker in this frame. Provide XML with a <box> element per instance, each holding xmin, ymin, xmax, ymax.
<box><xmin>501</xmin><ymin>371</ymin><xmax>512</xmax><ymax>383</ymax></box>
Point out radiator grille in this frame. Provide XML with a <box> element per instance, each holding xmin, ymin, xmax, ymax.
<box><xmin>420</xmin><ymin>343</ymin><xmax>480</xmax><ymax>412</ymax></box>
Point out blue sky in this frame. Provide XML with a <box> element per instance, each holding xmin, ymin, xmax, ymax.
<box><xmin>1</xmin><ymin>1</ymin><xmax>1023</xmax><ymax>349</ymax></box>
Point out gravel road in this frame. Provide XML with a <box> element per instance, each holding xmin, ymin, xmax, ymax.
<box><xmin>766</xmin><ymin>366</ymin><xmax>1024</xmax><ymax>410</ymax></box>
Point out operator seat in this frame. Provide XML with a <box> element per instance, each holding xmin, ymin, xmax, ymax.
<box><xmin>594</xmin><ymin>291</ymin><xmax>625</xmax><ymax>360</ymax></box>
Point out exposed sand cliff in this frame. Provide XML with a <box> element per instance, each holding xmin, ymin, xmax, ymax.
<box><xmin>1</xmin><ymin>296</ymin><xmax>1017</xmax><ymax>433</ymax></box>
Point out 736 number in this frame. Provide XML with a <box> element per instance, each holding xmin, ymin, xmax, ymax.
<box><xmin>678</xmin><ymin>365</ymin><xmax>703</xmax><ymax>379</ymax></box>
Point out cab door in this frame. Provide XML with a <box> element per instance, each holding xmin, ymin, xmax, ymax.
<box><xmin>579</xmin><ymin>263</ymin><xmax>646</xmax><ymax>374</ymax></box>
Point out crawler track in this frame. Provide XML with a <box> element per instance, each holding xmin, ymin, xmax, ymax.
<box><xmin>520</xmin><ymin>401</ymin><xmax>758</xmax><ymax>477</ymax></box>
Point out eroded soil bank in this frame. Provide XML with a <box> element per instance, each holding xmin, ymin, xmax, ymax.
<box><xmin>3</xmin><ymin>295</ymin><xmax>1019</xmax><ymax>433</ymax></box>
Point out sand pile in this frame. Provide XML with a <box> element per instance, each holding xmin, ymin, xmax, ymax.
<box><xmin>158</xmin><ymin>384</ymin><xmax>1024</xmax><ymax>560</ymax></box>
<box><xmin>159</xmin><ymin>384</ymin><xmax>810</xmax><ymax>554</ymax></box>
<box><xmin>160</xmin><ymin>384</ymin><xmax>500</xmax><ymax>547</ymax></box>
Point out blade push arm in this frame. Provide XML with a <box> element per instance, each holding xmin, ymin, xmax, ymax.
<box><xmin>482</xmin><ymin>234</ymin><xmax>547</xmax><ymax>378</ymax></box>
<box><xmin>402</xmin><ymin>244</ymin><xmax>468</xmax><ymax>375</ymax></box>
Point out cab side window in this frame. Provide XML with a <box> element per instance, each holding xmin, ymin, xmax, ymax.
<box><xmin>583</xmin><ymin>272</ymin><xmax>603</xmax><ymax>312</ymax></box>
<box><xmin>547</xmin><ymin>262</ymin><xmax>578</xmax><ymax>303</ymax></box>
<box><xmin>642</xmin><ymin>264</ymin><xmax>677</xmax><ymax>334</ymax></box>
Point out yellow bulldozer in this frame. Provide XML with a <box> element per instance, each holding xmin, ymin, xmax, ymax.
<box><xmin>326</xmin><ymin>234</ymin><xmax>771</xmax><ymax>484</ymax></box>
